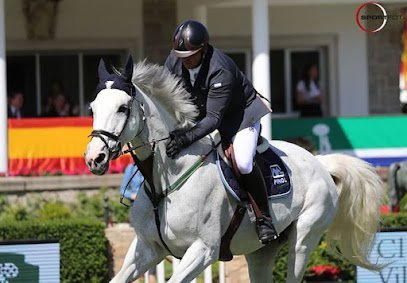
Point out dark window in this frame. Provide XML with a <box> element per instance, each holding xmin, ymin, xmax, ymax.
<box><xmin>6</xmin><ymin>52</ymin><xmax>123</xmax><ymax>117</ymax></box>
<box><xmin>83</xmin><ymin>54</ymin><xmax>121</xmax><ymax>115</ymax></box>
<box><xmin>290</xmin><ymin>51</ymin><xmax>319</xmax><ymax>112</ymax></box>
<box><xmin>40</xmin><ymin>55</ymin><xmax>79</xmax><ymax>116</ymax></box>
<box><xmin>270</xmin><ymin>50</ymin><xmax>285</xmax><ymax>113</ymax></box>
<box><xmin>6</xmin><ymin>56</ymin><xmax>37</xmax><ymax>117</ymax></box>
<box><xmin>225</xmin><ymin>52</ymin><xmax>247</xmax><ymax>74</ymax></box>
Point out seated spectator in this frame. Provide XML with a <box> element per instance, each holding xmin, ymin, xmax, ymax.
<box><xmin>42</xmin><ymin>92</ymin><xmax>70</xmax><ymax>117</ymax></box>
<box><xmin>7</xmin><ymin>92</ymin><xmax>24</xmax><ymax>119</ymax></box>
<box><xmin>70</xmin><ymin>102</ymin><xmax>80</xmax><ymax>116</ymax></box>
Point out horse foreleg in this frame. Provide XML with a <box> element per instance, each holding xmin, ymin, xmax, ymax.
<box><xmin>167</xmin><ymin>239</ymin><xmax>218</xmax><ymax>283</ymax></box>
<box><xmin>110</xmin><ymin>236</ymin><xmax>166</xmax><ymax>283</ymax></box>
<box><xmin>245</xmin><ymin>240</ymin><xmax>282</xmax><ymax>283</ymax></box>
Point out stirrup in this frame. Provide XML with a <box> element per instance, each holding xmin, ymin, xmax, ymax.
<box><xmin>257</xmin><ymin>217</ymin><xmax>279</xmax><ymax>244</ymax></box>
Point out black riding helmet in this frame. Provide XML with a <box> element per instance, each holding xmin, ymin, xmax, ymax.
<box><xmin>172</xmin><ymin>20</ymin><xmax>209</xmax><ymax>58</ymax></box>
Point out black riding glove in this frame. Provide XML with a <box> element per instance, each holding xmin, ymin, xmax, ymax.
<box><xmin>166</xmin><ymin>130</ymin><xmax>188</xmax><ymax>159</ymax></box>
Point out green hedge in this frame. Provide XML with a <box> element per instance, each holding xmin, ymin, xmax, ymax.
<box><xmin>272</xmin><ymin>213</ymin><xmax>407</xmax><ymax>282</ymax></box>
<box><xmin>381</xmin><ymin>212</ymin><xmax>407</xmax><ymax>228</ymax></box>
<box><xmin>0</xmin><ymin>218</ymin><xmax>109</xmax><ymax>283</ymax></box>
<box><xmin>2</xmin><ymin>211</ymin><xmax>406</xmax><ymax>282</ymax></box>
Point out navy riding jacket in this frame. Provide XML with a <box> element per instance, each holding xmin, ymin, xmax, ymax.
<box><xmin>165</xmin><ymin>45</ymin><xmax>271</xmax><ymax>145</ymax></box>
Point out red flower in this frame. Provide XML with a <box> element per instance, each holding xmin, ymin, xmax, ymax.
<box><xmin>309</xmin><ymin>265</ymin><xmax>341</xmax><ymax>279</ymax></box>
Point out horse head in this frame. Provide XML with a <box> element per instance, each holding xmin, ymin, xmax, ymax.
<box><xmin>84</xmin><ymin>56</ymin><xmax>145</xmax><ymax>175</ymax></box>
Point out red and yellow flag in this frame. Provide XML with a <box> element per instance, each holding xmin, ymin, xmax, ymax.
<box><xmin>8</xmin><ymin>117</ymin><xmax>131</xmax><ymax>176</ymax></box>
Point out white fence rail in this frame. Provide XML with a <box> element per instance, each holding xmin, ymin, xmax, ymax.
<box><xmin>143</xmin><ymin>258</ymin><xmax>225</xmax><ymax>283</ymax></box>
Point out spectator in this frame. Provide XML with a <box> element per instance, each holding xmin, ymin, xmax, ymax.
<box><xmin>296</xmin><ymin>63</ymin><xmax>324</xmax><ymax>117</ymax></box>
<box><xmin>42</xmin><ymin>92</ymin><xmax>70</xmax><ymax>117</ymax></box>
<box><xmin>7</xmin><ymin>92</ymin><xmax>24</xmax><ymax>119</ymax></box>
<box><xmin>120</xmin><ymin>163</ymin><xmax>144</xmax><ymax>203</ymax></box>
<box><xmin>70</xmin><ymin>102</ymin><xmax>80</xmax><ymax>116</ymax></box>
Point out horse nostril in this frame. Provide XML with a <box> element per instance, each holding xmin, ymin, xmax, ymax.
<box><xmin>95</xmin><ymin>153</ymin><xmax>106</xmax><ymax>164</ymax></box>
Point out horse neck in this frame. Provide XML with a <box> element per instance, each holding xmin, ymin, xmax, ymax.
<box><xmin>139</xmin><ymin>92</ymin><xmax>208</xmax><ymax>192</ymax></box>
<box><xmin>140</xmin><ymin>92</ymin><xmax>177</xmax><ymax>143</ymax></box>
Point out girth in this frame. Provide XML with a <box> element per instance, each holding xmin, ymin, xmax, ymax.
<box><xmin>127</xmin><ymin>139</ymin><xmax>247</xmax><ymax>262</ymax></box>
<box><xmin>127</xmin><ymin>143</ymin><xmax>180</xmax><ymax>259</ymax></box>
<box><xmin>127</xmin><ymin>141</ymin><xmax>217</xmax><ymax>259</ymax></box>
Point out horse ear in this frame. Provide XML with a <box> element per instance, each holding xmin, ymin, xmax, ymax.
<box><xmin>98</xmin><ymin>58</ymin><xmax>110</xmax><ymax>81</ymax></box>
<box><xmin>123</xmin><ymin>55</ymin><xmax>133</xmax><ymax>81</ymax></box>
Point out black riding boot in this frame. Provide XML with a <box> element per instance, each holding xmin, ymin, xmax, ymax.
<box><xmin>241</xmin><ymin>164</ymin><xmax>279</xmax><ymax>244</ymax></box>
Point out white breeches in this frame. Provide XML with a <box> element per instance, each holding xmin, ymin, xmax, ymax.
<box><xmin>231</xmin><ymin>121</ymin><xmax>260</xmax><ymax>175</ymax></box>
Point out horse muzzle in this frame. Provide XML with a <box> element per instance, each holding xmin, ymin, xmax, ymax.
<box><xmin>84</xmin><ymin>141</ymin><xmax>111</xmax><ymax>175</ymax></box>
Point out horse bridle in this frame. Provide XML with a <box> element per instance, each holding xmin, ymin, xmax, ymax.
<box><xmin>89</xmin><ymin>129</ymin><xmax>124</xmax><ymax>160</ymax></box>
<box><xmin>89</xmin><ymin>89</ymin><xmax>146</xmax><ymax>160</ymax></box>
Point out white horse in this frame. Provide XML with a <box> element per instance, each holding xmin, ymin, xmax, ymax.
<box><xmin>84</xmin><ymin>57</ymin><xmax>384</xmax><ymax>283</ymax></box>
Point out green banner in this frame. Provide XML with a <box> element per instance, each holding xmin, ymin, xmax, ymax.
<box><xmin>272</xmin><ymin>116</ymin><xmax>407</xmax><ymax>151</ymax></box>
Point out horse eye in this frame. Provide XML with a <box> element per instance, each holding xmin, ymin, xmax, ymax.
<box><xmin>118</xmin><ymin>105</ymin><xmax>128</xmax><ymax>113</ymax></box>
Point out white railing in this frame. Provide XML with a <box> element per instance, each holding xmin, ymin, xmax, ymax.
<box><xmin>143</xmin><ymin>258</ymin><xmax>225</xmax><ymax>283</ymax></box>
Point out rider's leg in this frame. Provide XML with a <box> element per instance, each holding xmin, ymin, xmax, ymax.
<box><xmin>232</xmin><ymin>121</ymin><xmax>278</xmax><ymax>244</ymax></box>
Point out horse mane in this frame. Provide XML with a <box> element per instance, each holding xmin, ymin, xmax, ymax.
<box><xmin>131</xmin><ymin>60</ymin><xmax>198</xmax><ymax>128</ymax></box>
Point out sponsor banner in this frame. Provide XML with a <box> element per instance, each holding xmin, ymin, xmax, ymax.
<box><xmin>8</xmin><ymin>117</ymin><xmax>131</xmax><ymax>175</ymax></box>
<box><xmin>272</xmin><ymin>116</ymin><xmax>407</xmax><ymax>166</ymax></box>
<box><xmin>357</xmin><ymin>231</ymin><xmax>407</xmax><ymax>282</ymax></box>
<box><xmin>0</xmin><ymin>241</ymin><xmax>60</xmax><ymax>283</ymax></box>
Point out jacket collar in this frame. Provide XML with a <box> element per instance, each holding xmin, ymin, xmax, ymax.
<box><xmin>181</xmin><ymin>44</ymin><xmax>214</xmax><ymax>92</ymax></box>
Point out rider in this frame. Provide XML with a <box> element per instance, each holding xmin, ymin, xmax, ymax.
<box><xmin>164</xmin><ymin>20</ymin><xmax>278</xmax><ymax>244</ymax></box>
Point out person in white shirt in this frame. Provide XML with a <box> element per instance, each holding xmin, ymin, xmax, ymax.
<box><xmin>296</xmin><ymin>64</ymin><xmax>323</xmax><ymax>117</ymax></box>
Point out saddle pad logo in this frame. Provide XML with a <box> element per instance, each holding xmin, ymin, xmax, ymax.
<box><xmin>270</xmin><ymin>165</ymin><xmax>288</xmax><ymax>186</ymax></box>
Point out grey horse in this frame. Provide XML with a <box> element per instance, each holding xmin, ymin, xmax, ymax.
<box><xmin>84</xmin><ymin>58</ymin><xmax>384</xmax><ymax>283</ymax></box>
<box><xmin>388</xmin><ymin>161</ymin><xmax>407</xmax><ymax>211</ymax></box>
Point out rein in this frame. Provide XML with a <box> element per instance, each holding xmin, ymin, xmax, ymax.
<box><xmin>125</xmin><ymin>138</ymin><xmax>180</xmax><ymax>257</ymax></box>
<box><xmin>121</xmin><ymin>136</ymin><xmax>170</xmax><ymax>155</ymax></box>
<box><xmin>125</xmin><ymin>135</ymin><xmax>219</xmax><ymax>259</ymax></box>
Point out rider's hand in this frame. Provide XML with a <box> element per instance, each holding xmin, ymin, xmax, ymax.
<box><xmin>166</xmin><ymin>130</ymin><xmax>187</xmax><ymax>159</ymax></box>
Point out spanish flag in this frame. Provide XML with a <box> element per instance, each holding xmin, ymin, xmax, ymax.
<box><xmin>400</xmin><ymin>8</ymin><xmax>407</xmax><ymax>105</ymax></box>
<box><xmin>8</xmin><ymin>117</ymin><xmax>131</xmax><ymax>176</ymax></box>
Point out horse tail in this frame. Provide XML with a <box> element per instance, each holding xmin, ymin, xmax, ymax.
<box><xmin>316</xmin><ymin>153</ymin><xmax>384</xmax><ymax>271</ymax></box>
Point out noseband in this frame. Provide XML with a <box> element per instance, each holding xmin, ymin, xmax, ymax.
<box><xmin>89</xmin><ymin>129</ymin><xmax>123</xmax><ymax>160</ymax></box>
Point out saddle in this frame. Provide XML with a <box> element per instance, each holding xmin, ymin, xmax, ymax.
<box><xmin>217</xmin><ymin>138</ymin><xmax>291</xmax><ymax>202</ymax></box>
<box><xmin>135</xmin><ymin>132</ymin><xmax>291</xmax><ymax>262</ymax></box>
<box><xmin>215</xmin><ymin>134</ymin><xmax>291</xmax><ymax>261</ymax></box>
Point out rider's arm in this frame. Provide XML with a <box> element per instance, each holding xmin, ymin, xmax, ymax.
<box><xmin>182</xmin><ymin>69</ymin><xmax>233</xmax><ymax>146</ymax></box>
